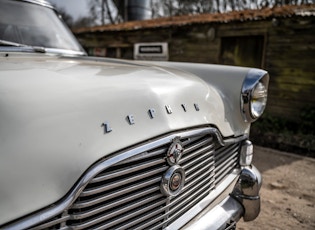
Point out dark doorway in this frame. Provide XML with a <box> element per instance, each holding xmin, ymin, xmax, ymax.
<box><xmin>220</xmin><ymin>36</ymin><xmax>265</xmax><ymax>68</ymax></box>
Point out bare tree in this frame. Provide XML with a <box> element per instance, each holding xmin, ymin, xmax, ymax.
<box><xmin>53</xmin><ymin>4</ymin><xmax>74</xmax><ymax>27</ymax></box>
<box><xmin>72</xmin><ymin>17</ymin><xmax>95</xmax><ymax>29</ymax></box>
<box><xmin>89</xmin><ymin>0</ymin><xmax>123</xmax><ymax>25</ymax></box>
<box><xmin>84</xmin><ymin>0</ymin><xmax>314</xmax><ymax>26</ymax></box>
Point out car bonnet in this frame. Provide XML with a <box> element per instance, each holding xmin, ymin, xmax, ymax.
<box><xmin>0</xmin><ymin>53</ymin><xmax>244</xmax><ymax>224</ymax></box>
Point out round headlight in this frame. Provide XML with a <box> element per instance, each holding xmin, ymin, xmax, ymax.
<box><xmin>250</xmin><ymin>82</ymin><xmax>268</xmax><ymax>118</ymax></box>
<box><xmin>241</xmin><ymin>69</ymin><xmax>269</xmax><ymax>122</ymax></box>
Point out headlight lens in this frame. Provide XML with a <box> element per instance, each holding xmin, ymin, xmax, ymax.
<box><xmin>250</xmin><ymin>82</ymin><xmax>268</xmax><ymax>118</ymax></box>
<box><xmin>241</xmin><ymin>69</ymin><xmax>269</xmax><ymax>122</ymax></box>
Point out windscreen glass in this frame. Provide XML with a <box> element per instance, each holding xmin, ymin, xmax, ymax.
<box><xmin>0</xmin><ymin>0</ymin><xmax>84</xmax><ymax>52</ymax></box>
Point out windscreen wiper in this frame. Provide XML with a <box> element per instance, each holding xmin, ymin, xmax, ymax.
<box><xmin>0</xmin><ymin>39</ymin><xmax>46</xmax><ymax>53</ymax></box>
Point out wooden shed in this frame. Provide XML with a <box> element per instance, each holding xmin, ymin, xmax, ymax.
<box><xmin>74</xmin><ymin>4</ymin><xmax>315</xmax><ymax>123</ymax></box>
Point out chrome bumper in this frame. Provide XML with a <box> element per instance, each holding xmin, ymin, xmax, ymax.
<box><xmin>183</xmin><ymin>165</ymin><xmax>262</xmax><ymax>230</ymax></box>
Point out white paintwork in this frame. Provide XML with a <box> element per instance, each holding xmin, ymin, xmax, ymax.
<box><xmin>0</xmin><ymin>52</ymin><xmax>251</xmax><ymax>224</ymax></box>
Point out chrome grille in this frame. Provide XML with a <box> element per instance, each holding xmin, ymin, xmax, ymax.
<box><xmin>167</xmin><ymin>135</ymin><xmax>216</xmax><ymax>225</ymax></box>
<box><xmin>23</xmin><ymin>128</ymin><xmax>241</xmax><ymax>230</ymax></box>
<box><xmin>215</xmin><ymin>143</ymin><xmax>240</xmax><ymax>185</ymax></box>
<box><xmin>69</xmin><ymin>148</ymin><xmax>168</xmax><ymax>230</ymax></box>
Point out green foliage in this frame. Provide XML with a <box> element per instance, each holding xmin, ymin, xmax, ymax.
<box><xmin>299</xmin><ymin>106</ymin><xmax>315</xmax><ymax>135</ymax></box>
<box><xmin>253</xmin><ymin>106</ymin><xmax>315</xmax><ymax>136</ymax></box>
<box><xmin>251</xmin><ymin>106</ymin><xmax>315</xmax><ymax>156</ymax></box>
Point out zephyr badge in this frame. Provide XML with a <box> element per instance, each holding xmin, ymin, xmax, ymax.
<box><xmin>161</xmin><ymin>137</ymin><xmax>186</xmax><ymax>197</ymax></box>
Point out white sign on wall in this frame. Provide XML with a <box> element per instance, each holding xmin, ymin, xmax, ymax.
<box><xmin>134</xmin><ymin>42</ymin><xmax>169</xmax><ymax>61</ymax></box>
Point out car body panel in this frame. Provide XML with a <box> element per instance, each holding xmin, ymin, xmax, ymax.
<box><xmin>0</xmin><ymin>53</ymin><xmax>251</xmax><ymax>224</ymax></box>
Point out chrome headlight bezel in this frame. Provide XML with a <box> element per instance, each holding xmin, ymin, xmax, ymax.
<box><xmin>241</xmin><ymin>69</ymin><xmax>269</xmax><ymax>122</ymax></box>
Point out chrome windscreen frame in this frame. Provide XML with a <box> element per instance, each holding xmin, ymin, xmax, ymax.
<box><xmin>2</xmin><ymin>127</ymin><xmax>247</xmax><ymax>230</ymax></box>
<box><xmin>19</xmin><ymin>0</ymin><xmax>53</xmax><ymax>8</ymax></box>
<box><xmin>241</xmin><ymin>69</ymin><xmax>270</xmax><ymax>122</ymax></box>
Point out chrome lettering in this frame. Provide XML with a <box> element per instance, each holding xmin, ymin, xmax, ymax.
<box><xmin>194</xmin><ymin>103</ymin><xmax>200</xmax><ymax>111</ymax></box>
<box><xmin>181</xmin><ymin>104</ymin><xmax>187</xmax><ymax>112</ymax></box>
<box><xmin>148</xmin><ymin>108</ymin><xmax>156</xmax><ymax>119</ymax></box>
<box><xmin>165</xmin><ymin>105</ymin><xmax>172</xmax><ymax>114</ymax></box>
<box><xmin>102</xmin><ymin>122</ymin><xmax>112</xmax><ymax>133</ymax></box>
<box><xmin>127</xmin><ymin>115</ymin><xmax>135</xmax><ymax>125</ymax></box>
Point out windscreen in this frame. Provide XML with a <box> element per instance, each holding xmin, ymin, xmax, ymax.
<box><xmin>0</xmin><ymin>0</ymin><xmax>84</xmax><ymax>53</ymax></box>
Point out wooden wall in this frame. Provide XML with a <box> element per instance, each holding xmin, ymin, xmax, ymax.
<box><xmin>75</xmin><ymin>15</ymin><xmax>315</xmax><ymax>122</ymax></box>
<box><xmin>265</xmin><ymin>16</ymin><xmax>315</xmax><ymax>120</ymax></box>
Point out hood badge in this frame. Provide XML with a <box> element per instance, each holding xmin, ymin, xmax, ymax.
<box><xmin>166</xmin><ymin>137</ymin><xmax>184</xmax><ymax>165</ymax></box>
<box><xmin>161</xmin><ymin>137</ymin><xmax>186</xmax><ymax>197</ymax></box>
<box><xmin>101</xmin><ymin>103</ymin><xmax>200</xmax><ymax>134</ymax></box>
<box><xmin>161</xmin><ymin>165</ymin><xmax>185</xmax><ymax>197</ymax></box>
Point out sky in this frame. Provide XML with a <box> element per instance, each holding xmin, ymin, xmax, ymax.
<box><xmin>48</xmin><ymin>0</ymin><xmax>90</xmax><ymax>20</ymax></box>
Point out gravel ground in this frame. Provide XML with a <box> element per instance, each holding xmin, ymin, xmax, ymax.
<box><xmin>237</xmin><ymin>146</ymin><xmax>315</xmax><ymax>230</ymax></box>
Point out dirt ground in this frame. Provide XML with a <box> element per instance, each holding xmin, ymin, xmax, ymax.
<box><xmin>237</xmin><ymin>146</ymin><xmax>315</xmax><ymax>230</ymax></box>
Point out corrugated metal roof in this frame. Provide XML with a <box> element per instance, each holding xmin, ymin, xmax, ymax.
<box><xmin>74</xmin><ymin>4</ymin><xmax>315</xmax><ymax>34</ymax></box>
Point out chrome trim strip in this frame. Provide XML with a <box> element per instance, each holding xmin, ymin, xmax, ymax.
<box><xmin>17</xmin><ymin>0</ymin><xmax>53</xmax><ymax>8</ymax></box>
<box><xmin>42</xmin><ymin>48</ymin><xmax>86</xmax><ymax>56</ymax></box>
<box><xmin>0</xmin><ymin>46</ymin><xmax>87</xmax><ymax>57</ymax></box>
<box><xmin>3</xmin><ymin>127</ymin><xmax>245</xmax><ymax>230</ymax></box>
<box><xmin>182</xmin><ymin>196</ymin><xmax>244</xmax><ymax>230</ymax></box>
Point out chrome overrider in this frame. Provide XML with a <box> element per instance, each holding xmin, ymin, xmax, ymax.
<box><xmin>183</xmin><ymin>165</ymin><xmax>262</xmax><ymax>230</ymax></box>
<box><xmin>232</xmin><ymin>165</ymin><xmax>262</xmax><ymax>221</ymax></box>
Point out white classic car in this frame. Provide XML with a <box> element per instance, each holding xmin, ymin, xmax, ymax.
<box><xmin>0</xmin><ymin>0</ymin><xmax>269</xmax><ymax>229</ymax></box>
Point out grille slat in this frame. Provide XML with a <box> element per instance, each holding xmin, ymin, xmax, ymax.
<box><xmin>187</xmin><ymin>166</ymin><xmax>215</xmax><ymax>188</ymax></box>
<box><xmin>72</xmin><ymin>177</ymin><xmax>161</xmax><ymax>208</ymax></box>
<box><xmin>168</xmin><ymin>182</ymin><xmax>216</xmax><ymax>223</ymax></box>
<box><xmin>182</xmin><ymin>137</ymin><xmax>214</xmax><ymax>155</ymax></box>
<box><xmin>215</xmin><ymin>144</ymin><xmax>239</xmax><ymax>165</ymax></box>
<box><xmin>216</xmin><ymin>161</ymin><xmax>238</xmax><ymax>184</ymax></box>
<box><xmin>215</xmin><ymin>144</ymin><xmax>240</xmax><ymax>185</ymax></box>
<box><xmin>180</xmin><ymin>143</ymin><xmax>215</xmax><ymax>165</ymax></box>
<box><xmin>71</xmin><ymin>188</ymin><xmax>162</xmax><ymax>219</ymax></box>
<box><xmin>184</xmin><ymin>154</ymin><xmax>214</xmax><ymax>175</ymax></box>
<box><xmin>81</xmin><ymin>166</ymin><xmax>168</xmax><ymax>197</ymax></box>
<box><xmin>115</xmin><ymin>209</ymin><xmax>167</xmax><ymax>230</ymax></box>
<box><xmin>171</xmin><ymin>175</ymin><xmax>216</xmax><ymax>207</ymax></box>
<box><xmin>32</xmin><ymin>215</ymin><xmax>70</xmax><ymax>230</ymax></box>
<box><xmin>91</xmin><ymin>158</ymin><xmax>166</xmax><ymax>183</ymax></box>
<box><xmin>29</xmin><ymin>128</ymin><xmax>242</xmax><ymax>230</ymax></box>
<box><xmin>185</xmin><ymin>159</ymin><xmax>214</xmax><ymax>184</ymax></box>
<box><xmin>71</xmin><ymin>197</ymin><xmax>167</xmax><ymax>230</ymax></box>
<box><xmin>216</xmin><ymin>155</ymin><xmax>238</xmax><ymax>175</ymax></box>
<box><xmin>76</xmin><ymin>199</ymin><xmax>167</xmax><ymax>230</ymax></box>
